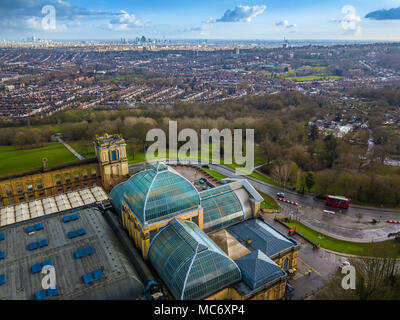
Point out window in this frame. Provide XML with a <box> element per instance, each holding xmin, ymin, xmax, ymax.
<box><xmin>91</xmin><ymin>168</ymin><xmax>97</xmax><ymax>177</ymax></box>
<box><xmin>36</xmin><ymin>179</ymin><xmax>43</xmax><ymax>190</ymax></box>
<box><xmin>73</xmin><ymin>171</ymin><xmax>80</xmax><ymax>182</ymax></box>
<box><xmin>5</xmin><ymin>185</ymin><xmax>12</xmax><ymax>197</ymax></box>
<box><xmin>283</xmin><ymin>257</ymin><xmax>289</xmax><ymax>271</ymax></box>
<box><xmin>26</xmin><ymin>182</ymin><xmax>34</xmax><ymax>193</ymax></box>
<box><xmin>64</xmin><ymin>173</ymin><xmax>71</xmax><ymax>184</ymax></box>
<box><xmin>16</xmin><ymin>182</ymin><xmax>23</xmax><ymax>195</ymax></box>
<box><xmin>55</xmin><ymin>174</ymin><xmax>61</xmax><ymax>186</ymax></box>
<box><xmin>82</xmin><ymin>169</ymin><xmax>88</xmax><ymax>180</ymax></box>
<box><xmin>111</xmin><ymin>150</ymin><xmax>118</xmax><ymax>161</ymax></box>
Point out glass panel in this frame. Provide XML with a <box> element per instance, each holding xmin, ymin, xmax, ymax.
<box><xmin>148</xmin><ymin>219</ymin><xmax>241</xmax><ymax>300</ymax></box>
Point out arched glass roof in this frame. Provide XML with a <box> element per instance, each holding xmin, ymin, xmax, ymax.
<box><xmin>148</xmin><ymin>219</ymin><xmax>241</xmax><ymax>300</ymax></box>
<box><xmin>200</xmin><ymin>185</ymin><xmax>244</xmax><ymax>233</ymax></box>
<box><xmin>110</xmin><ymin>163</ymin><xmax>201</xmax><ymax>225</ymax></box>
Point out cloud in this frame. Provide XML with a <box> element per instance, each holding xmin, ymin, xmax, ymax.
<box><xmin>108</xmin><ymin>10</ymin><xmax>142</xmax><ymax>31</ymax></box>
<box><xmin>365</xmin><ymin>7</ymin><xmax>400</xmax><ymax>20</ymax></box>
<box><xmin>275</xmin><ymin>20</ymin><xmax>296</xmax><ymax>28</ymax></box>
<box><xmin>0</xmin><ymin>0</ymin><xmax>115</xmax><ymax>34</ymax></box>
<box><xmin>331</xmin><ymin>5</ymin><xmax>361</xmax><ymax>31</ymax></box>
<box><xmin>181</xmin><ymin>25</ymin><xmax>211</xmax><ymax>36</ymax></box>
<box><xmin>214</xmin><ymin>5</ymin><xmax>266</xmax><ymax>23</ymax></box>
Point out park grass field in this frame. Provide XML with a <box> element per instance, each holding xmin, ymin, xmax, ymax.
<box><xmin>280</xmin><ymin>218</ymin><xmax>400</xmax><ymax>258</ymax></box>
<box><xmin>0</xmin><ymin>143</ymin><xmax>79</xmax><ymax>176</ymax></box>
<box><xmin>68</xmin><ymin>140</ymin><xmax>96</xmax><ymax>158</ymax></box>
<box><xmin>260</xmin><ymin>192</ymin><xmax>280</xmax><ymax>210</ymax></box>
<box><xmin>203</xmin><ymin>168</ymin><xmax>227</xmax><ymax>181</ymax></box>
<box><xmin>288</xmin><ymin>75</ymin><xmax>342</xmax><ymax>81</ymax></box>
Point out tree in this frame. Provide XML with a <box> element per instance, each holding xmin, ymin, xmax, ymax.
<box><xmin>258</xmin><ymin>138</ymin><xmax>282</xmax><ymax>166</ymax></box>
<box><xmin>305</xmin><ymin>172</ymin><xmax>315</xmax><ymax>191</ymax></box>
<box><xmin>266</xmin><ymin>118</ymin><xmax>283</xmax><ymax>142</ymax></box>
<box><xmin>315</xmin><ymin>170</ymin><xmax>336</xmax><ymax>196</ymax></box>
<box><xmin>317</xmin><ymin>257</ymin><xmax>400</xmax><ymax>300</ymax></box>
<box><xmin>309</xmin><ymin>124</ymin><xmax>319</xmax><ymax>141</ymax></box>
<box><xmin>271</xmin><ymin>162</ymin><xmax>291</xmax><ymax>191</ymax></box>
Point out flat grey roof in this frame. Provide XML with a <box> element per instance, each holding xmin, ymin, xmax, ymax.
<box><xmin>227</xmin><ymin>219</ymin><xmax>298</xmax><ymax>258</ymax></box>
<box><xmin>0</xmin><ymin>206</ymin><xmax>144</xmax><ymax>300</ymax></box>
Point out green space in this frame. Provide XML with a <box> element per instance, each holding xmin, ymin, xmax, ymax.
<box><xmin>224</xmin><ymin>163</ymin><xmax>281</xmax><ymax>187</ymax></box>
<box><xmin>68</xmin><ymin>140</ymin><xmax>96</xmax><ymax>158</ymax></box>
<box><xmin>260</xmin><ymin>192</ymin><xmax>280</xmax><ymax>210</ymax></box>
<box><xmin>0</xmin><ymin>143</ymin><xmax>79</xmax><ymax>176</ymax></box>
<box><xmin>203</xmin><ymin>168</ymin><xmax>227</xmax><ymax>181</ymax></box>
<box><xmin>288</xmin><ymin>75</ymin><xmax>342</xmax><ymax>81</ymax></box>
<box><xmin>279</xmin><ymin>218</ymin><xmax>400</xmax><ymax>258</ymax></box>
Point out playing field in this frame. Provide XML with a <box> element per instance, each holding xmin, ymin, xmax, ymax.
<box><xmin>0</xmin><ymin>143</ymin><xmax>79</xmax><ymax>176</ymax></box>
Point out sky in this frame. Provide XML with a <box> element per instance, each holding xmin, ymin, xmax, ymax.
<box><xmin>1</xmin><ymin>0</ymin><xmax>400</xmax><ymax>41</ymax></box>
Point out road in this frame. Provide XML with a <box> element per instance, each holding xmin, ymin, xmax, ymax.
<box><xmin>208</xmin><ymin>163</ymin><xmax>400</xmax><ymax>241</ymax></box>
<box><xmin>128</xmin><ymin>161</ymin><xmax>400</xmax><ymax>241</ymax></box>
<box><xmin>210</xmin><ymin>163</ymin><xmax>400</xmax><ymax>217</ymax></box>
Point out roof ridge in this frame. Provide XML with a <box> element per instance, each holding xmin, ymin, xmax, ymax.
<box><xmin>142</xmin><ymin>168</ymin><xmax>160</xmax><ymax>224</ymax></box>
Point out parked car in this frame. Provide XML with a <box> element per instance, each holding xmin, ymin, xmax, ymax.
<box><xmin>339</xmin><ymin>261</ymin><xmax>351</xmax><ymax>270</ymax></box>
<box><xmin>277</xmin><ymin>192</ymin><xmax>285</xmax><ymax>198</ymax></box>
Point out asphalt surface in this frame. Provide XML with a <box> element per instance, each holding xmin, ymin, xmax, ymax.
<box><xmin>265</xmin><ymin>216</ymin><xmax>344</xmax><ymax>300</ymax></box>
<box><xmin>209</xmin><ymin>164</ymin><xmax>400</xmax><ymax>241</ymax></box>
<box><xmin>128</xmin><ymin>161</ymin><xmax>400</xmax><ymax>241</ymax></box>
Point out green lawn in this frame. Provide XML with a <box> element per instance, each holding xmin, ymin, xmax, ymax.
<box><xmin>280</xmin><ymin>219</ymin><xmax>400</xmax><ymax>258</ymax></box>
<box><xmin>68</xmin><ymin>140</ymin><xmax>96</xmax><ymax>158</ymax></box>
<box><xmin>0</xmin><ymin>143</ymin><xmax>79</xmax><ymax>176</ymax></box>
<box><xmin>288</xmin><ymin>75</ymin><xmax>342</xmax><ymax>81</ymax></box>
<box><xmin>260</xmin><ymin>192</ymin><xmax>280</xmax><ymax>210</ymax></box>
<box><xmin>203</xmin><ymin>168</ymin><xmax>227</xmax><ymax>181</ymax></box>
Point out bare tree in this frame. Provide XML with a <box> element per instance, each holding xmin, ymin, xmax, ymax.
<box><xmin>271</xmin><ymin>162</ymin><xmax>291</xmax><ymax>191</ymax></box>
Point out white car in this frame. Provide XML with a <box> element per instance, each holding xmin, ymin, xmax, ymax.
<box><xmin>277</xmin><ymin>192</ymin><xmax>285</xmax><ymax>198</ymax></box>
<box><xmin>339</xmin><ymin>261</ymin><xmax>351</xmax><ymax>270</ymax></box>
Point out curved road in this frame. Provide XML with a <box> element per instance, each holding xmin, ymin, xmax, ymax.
<box><xmin>209</xmin><ymin>163</ymin><xmax>400</xmax><ymax>241</ymax></box>
<box><xmin>128</xmin><ymin>160</ymin><xmax>400</xmax><ymax>241</ymax></box>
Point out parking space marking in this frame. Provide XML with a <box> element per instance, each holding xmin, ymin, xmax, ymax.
<box><xmin>298</xmin><ymin>257</ymin><xmax>323</xmax><ymax>277</ymax></box>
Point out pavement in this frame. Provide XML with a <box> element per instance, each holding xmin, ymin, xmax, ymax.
<box><xmin>265</xmin><ymin>216</ymin><xmax>345</xmax><ymax>300</ymax></box>
<box><xmin>56</xmin><ymin>136</ymin><xmax>85</xmax><ymax>160</ymax></box>
<box><xmin>209</xmin><ymin>163</ymin><xmax>400</xmax><ymax>242</ymax></box>
<box><xmin>279</xmin><ymin>203</ymin><xmax>400</xmax><ymax>242</ymax></box>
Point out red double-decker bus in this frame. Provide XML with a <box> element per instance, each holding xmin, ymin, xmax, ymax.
<box><xmin>326</xmin><ymin>195</ymin><xmax>350</xmax><ymax>209</ymax></box>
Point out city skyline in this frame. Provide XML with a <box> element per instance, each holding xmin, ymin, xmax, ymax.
<box><xmin>1</xmin><ymin>0</ymin><xmax>400</xmax><ymax>41</ymax></box>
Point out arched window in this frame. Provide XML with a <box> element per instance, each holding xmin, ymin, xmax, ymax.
<box><xmin>16</xmin><ymin>182</ymin><xmax>23</xmax><ymax>194</ymax></box>
<box><xmin>73</xmin><ymin>171</ymin><xmax>80</xmax><ymax>182</ymax></box>
<box><xmin>91</xmin><ymin>168</ymin><xmax>97</xmax><ymax>177</ymax></box>
<box><xmin>55</xmin><ymin>174</ymin><xmax>62</xmax><ymax>185</ymax></box>
<box><xmin>283</xmin><ymin>257</ymin><xmax>289</xmax><ymax>271</ymax></box>
<box><xmin>36</xmin><ymin>178</ymin><xmax>43</xmax><ymax>190</ymax></box>
<box><xmin>82</xmin><ymin>169</ymin><xmax>88</xmax><ymax>180</ymax></box>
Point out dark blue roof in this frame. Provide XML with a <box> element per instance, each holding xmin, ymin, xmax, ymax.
<box><xmin>236</xmin><ymin>250</ymin><xmax>286</xmax><ymax>291</ymax></box>
<box><xmin>227</xmin><ymin>219</ymin><xmax>297</xmax><ymax>257</ymax></box>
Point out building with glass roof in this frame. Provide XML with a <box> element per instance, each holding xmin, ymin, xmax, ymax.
<box><xmin>148</xmin><ymin>218</ymin><xmax>241</xmax><ymax>300</ymax></box>
<box><xmin>109</xmin><ymin>163</ymin><xmax>263</xmax><ymax>259</ymax></box>
<box><xmin>110</xmin><ymin>163</ymin><xmax>201</xmax><ymax>227</ymax></box>
<box><xmin>109</xmin><ymin>162</ymin><xmax>299</xmax><ymax>300</ymax></box>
